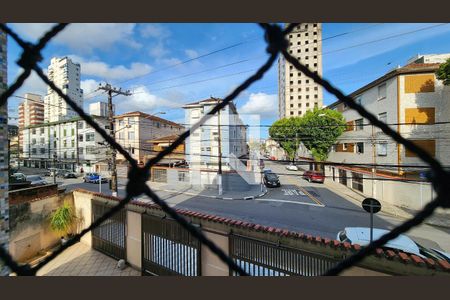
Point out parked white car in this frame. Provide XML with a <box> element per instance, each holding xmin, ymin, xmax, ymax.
<box><xmin>337</xmin><ymin>227</ymin><xmax>450</xmax><ymax>262</ymax></box>
<box><xmin>26</xmin><ymin>175</ymin><xmax>48</xmax><ymax>186</ymax></box>
<box><xmin>286</xmin><ymin>164</ymin><xmax>298</xmax><ymax>171</ymax></box>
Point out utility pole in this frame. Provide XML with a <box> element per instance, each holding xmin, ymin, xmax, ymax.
<box><xmin>371</xmin><ymin>124</ymin><xmax>377</xmax><ymax>199</ymax></box>
<box><xmin>53</xmin><ymin>152</ymin><xmax>57</xmax><ymax>184</ymax></box>
<box><xmin>98</xmin><ymin>83</ymin><xmax>131</xmax><ymax>197</ymax></box>
<box><xmin>217</xmin><ymin>99</ymin><xmax>223</xmax><ymax>196</ymax></box>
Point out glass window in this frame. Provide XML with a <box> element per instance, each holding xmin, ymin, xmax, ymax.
<box><xmin>378</xmin><ymin>83</ymin><xmax>387</xmax><ymax>100</ymax></box>
<box><xmin>377</xmin><ymin>142</ymin><xmax>388</xmax><ymax>156</ymax></box>
<box><xmin>356</xmin><ymin>142</ymin><xmax>364</xmax><ymax>154</ymax></box>
<box><xmin>128</xmin><ymin>131</ymin><xmax>135</xmax><ymax>140</ymax></box>
<box><xmin>355</xmin><ymin>119</ymin><xmax>364</xmax><ymax>131</ymax></box>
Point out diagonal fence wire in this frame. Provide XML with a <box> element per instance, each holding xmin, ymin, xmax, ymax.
<box><xmin>0</xmin><ymin>22</ymin><xmax>449</xmax><ymax>276</ymax></box>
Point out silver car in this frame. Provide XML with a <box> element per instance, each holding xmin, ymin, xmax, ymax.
<box><xmin>26</xmin><ymin>175</ymin><xmax>48</xmax><ymax>186</ymax></box>
<box><xmin>337</xmin><ymin>227</ymin><xmax>450</xmax><ymax>262</ymax></box>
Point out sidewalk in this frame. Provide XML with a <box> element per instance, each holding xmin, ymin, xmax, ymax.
<box><xmin>148</xmin><ymin>182</ymin><xmax>268</xmax><ymax>200</ymax></box>
<box><xmin>324</xmin><ymin>178</ymin><xmax>450</xmax><ymax>228</ymax></box>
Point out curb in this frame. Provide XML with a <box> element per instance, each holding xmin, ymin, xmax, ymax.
<box><xmin>151</xmin><ymin>187</ymin><xmax>269</xmax><ymax>201</ymax></box>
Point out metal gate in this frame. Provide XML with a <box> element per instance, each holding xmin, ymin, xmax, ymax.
<box><xmin>141</xmin><ymin>214</ymin><xmax>201</xmax><ymax>276</ymax></box>
<box><xmin>229</xmin><ymin>234</ymin><xmax>339</xmax><ymax>276</ymax></box>
<box><xmin>92</xmin><ymin>200</ymin><xmax>127</xmax><ymax>260</ymax></box>
<box><xmin>152</xmin><ymin>168</ymin><xmax>167</xmax><ymax>183</ymax></box>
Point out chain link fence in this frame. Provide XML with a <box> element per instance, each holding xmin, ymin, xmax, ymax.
<box><xmin>0</xmin><ymin>22</ymin><xmax>449</xmax><ymax>276</ymax></box>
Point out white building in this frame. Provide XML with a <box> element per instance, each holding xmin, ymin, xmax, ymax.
<box><xmin>22</xmin><ymin>116</ymin><xmax>109</xmax><ymax>172</ymax></box>
<box><xmin>183</xmin><ymin>98</ymin><xmax>249</xmax><ymax>189</ymax></box>
<box><xmin>44</xmin><ymin>57</ymin><xmax>83</xmax><ymax>123</ymax></box>
<box><xmin>89</xmin><ymin>101</ymin><xmax>112</xmax><ymax>117</ymax></box>
<box><xmin>326</xmin><ymin>56</ymin><xmax>450</xmax><ymax>211</ymax></box>
<box><xmin>279</xmin><ymin>23</ymin><xmax>323</xmax><ymax>119</ymax></box>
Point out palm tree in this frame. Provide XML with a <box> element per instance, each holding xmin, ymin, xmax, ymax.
<box><xmin>49</xmin><ymin>202</ymin><xmax>77</xmax><ymax>242</ymax></box>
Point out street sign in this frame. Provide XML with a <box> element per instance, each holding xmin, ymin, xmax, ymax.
<box><xmin>362</xmin><ymin>198</ymin><xmax>382</xmax><ymax>243</ymax></box>
<box><xmin>362</xmin><ymin>198</ymin><xmax>381</xmax><ymax>213</ymax></box>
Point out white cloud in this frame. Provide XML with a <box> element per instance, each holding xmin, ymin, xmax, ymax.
<box><xmin>239</xmin><ymin>93</ymin><xmax>277</xmax><ymax>119</ymax></box>
<box><xmin>158</xmin><ymin>57</ymin><xmax>182</xmax><ymax>66</ymax></box>
<box><xmin>12</xmin><ymin>68</ymin><xmax>48</xmax><ymax>97</ymax></box>
<box><xmin>185</xmin><ymin>49</ymin><xmax>199</xmax><ymax>59</ymax></box>
<box><xmin>10</xmin><ymin>23</ymin><xmax>140</xmax><ymax>53</ymax></box>
<box><xmin>149</xmin><ymin>42</ymin><xmax>169</xmax><ymax>58</ymax></box>
<box><xmin>139</xmin><ymin>24</ymin><xmax>171</xmax><ymax>39</ymax></box>
<box><xmin>68</xmin><ymin>55</ymin><xmax>152</xmax><ymax>80</ymax></box>
<box><xmin>114</xmin><ymin>86</ymin><xmax>182</xmax><ymax>114</ymax></box>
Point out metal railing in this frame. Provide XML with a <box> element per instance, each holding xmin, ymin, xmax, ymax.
<box><xmin>0</xmin><ymin>22</ymin><xmax>449</xmax><ymax>276</ymax></box>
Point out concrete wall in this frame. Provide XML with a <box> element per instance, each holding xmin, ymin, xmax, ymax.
<box><xmin>70</xmin><ymin>190</ymin><xmax>449</xmax><ymax>276</ymax></box>
<box><xmin>72</xmin><ymin>190</ymin><xmax>93</xmax><ymax>247</ymax></box>
<box><xmin>9</xmin><ymin>193</ymin><xmax>71</xmax><ymax>262</ymax></box>
<box><xmin>126</xmin><ymin>210</ymin><xmax>141</xmax><ymax>269</ymax></box>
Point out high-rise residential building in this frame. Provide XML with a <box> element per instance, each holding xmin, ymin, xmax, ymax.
<box><xmin>0</xmin><ymin>28</ymin><xmax>9</xmax><ymax>276</ymax></box>
<box><xmin>89</xmin><ymin>101</ymin><xmax>113</xmax><ymax>117</ymax></box>
<box><xmin>18</xmin><ymin>93</ymin><xmax>44</xmax><ymax>155</ymax></box>
<box><xmin>278</xmin><ymin>23</ymin><xmax>323</xmax><ymax>119</ymax></box>
<box><xmin>44</xmin><ymin>57</ymin><xmax>83</xmax><ymax>123</ymax></box>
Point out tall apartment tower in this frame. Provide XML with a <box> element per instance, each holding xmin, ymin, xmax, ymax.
<box><xmin>278</xmin><ymin>23</ymin><xmax>323</xmax><ymax>119</ymax></box>
<box><xmin>0</xmin><ymin>29</ymin><xmax>9</xmax><ymax>276</ymax></box>
<box><xmin>44</xmin><ymin>57</ymin><xmax>83</xmax><ymax>123</ymax></box>
<box><xmin>18</xmin><ymin>93</ymin><xmax>44</xmax><ymax>151</ymax></box>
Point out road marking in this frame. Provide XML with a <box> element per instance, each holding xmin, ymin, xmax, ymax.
<box><xmin>254</xmin><ymin>198</ymin><xmax>325</xmax><ymax>207</ymax></box>
<box><xmin>297</xmin><ymin>186</ymin><xmax>324</xmax><ymax>206</ymax></box>
<box><xmin>282</xmin><ymin>188</ymin><xmax>306</xmax><ymax>196</ymax></box>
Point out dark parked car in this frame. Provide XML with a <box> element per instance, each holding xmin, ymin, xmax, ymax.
<box><xmin>263</xmin><ymin>172</ymin><xmax>281</xmax><ymax>188</ymax></box>
<box><xmin>63</xmin><ymin>172</ymin><xmax>78</xmax><ymax>179</ymax></box>
<box><xmin>302</xmin><ymin>170</ymin><xmax>325</xmax><ymax>183</ymax></box>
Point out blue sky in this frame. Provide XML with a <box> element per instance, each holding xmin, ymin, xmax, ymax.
<box><xmin>6</xmin><ymin>23</ymin><xmax>450</xmax><ymax>137</ymax></box>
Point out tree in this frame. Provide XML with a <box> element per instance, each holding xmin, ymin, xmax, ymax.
<box><xmin>436</xmin><ymin>58</ymin><xmax>450</xmax><ymax>86</ymax></box>
<box><xmin>269</xmin><ymin>117</ymin><xmax>302</xmax><ymax>161</ymax></box>
<box><xmin>298</xmin><ymin>108</ymin><xmax>346</xmax><ymax>161</ymax></box>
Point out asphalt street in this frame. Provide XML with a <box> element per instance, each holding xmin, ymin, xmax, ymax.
<box><xmin>27</xmin><ymin>163</ymin><xmax>450</xmax><ymax>253</ymax></box>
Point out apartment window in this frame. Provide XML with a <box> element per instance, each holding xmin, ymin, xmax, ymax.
<box><xmin>289</xmin><ymin>65</ymin><xmax>293</xmax><ymax>70</ymax></box>
<box><xmin>32</xmin><ymin>128</ymin><xmax>36</xmax><ymax>134</ymax></box>
<box><xmin>290</xmin><ymin>111</ymin><xmax>294</xmax><ymax>115</ymax></box>
<box><xmin>342</xmin><ymin>143</ymin><xmax>348</xmax><ymax>151</ymax></box>
<box><xmin>306</xmin><ymin>87</ymin><xmax>310</xmax><ymax>92</ymax></box>
<box><xmin>40</xmin><ymin>137</ymin><xmax>45</xmax><ymax>144</ymax></box>
<box><xmin>290</xmin><ymin>104</ymin><xmax>294</xmax><ymax>108</ymax></box>
<box><xmin>32</xmin><ymin>138</ymin><xmax>36</xmax><ymax>145</ymax></box>
<box><xmin>290</xmin><ymin>96</ymin><xmax>294</xmax><ymax>100</ymax></box>
<box><xmin>63</xmin><ymin>129</ymin><xmax>67</xmax><ymax>137</ymax></box>
<box><xmin>314</xmin><ymin>32</ymin><xmax>317</xmax><ymax>35</ymax></box>
<box><xmin>119</xmin><ymin>132</ymin><xmax>124</xmax><ymax>139</ymax></box>
<box><xmin>405</xmin><ymin>108</ymin><xmax>435</xmax><ymax>125</ymax></box>
<box><xmin>32</xmin><ymin>148</ymin><xmax>37</xmax><ymax>155</ymax></box>
<box><xmin>298</xmin><ymin>95</ymin><xmax>301</xmax><ymax>99</ymax></box>
<box><xmin>377</xmin><ymin>142</ymin><xmax>387</xmax><ymax>156</ymax></box>
<box><xmin>178</xmin><ymin>171</ymin><xmax>189</xmax><ymax>182</ymax></box>
<box><xmin>378</xmin><ymin>83</ymin><xmax>387</xmax><ymax>100</ymax></box>
<box><xmin>53</xmin><ymin>141</ymin><xmax>57</xmax><ymax>148</ymax></box>
<box><xmin>289</xmin><ymin>73</ymin><xmax>293</xmax><ymax>77</ymax></box>
<box><xmin>305</xmin><ymin>32</ymin><xmax>308</xmax><ymax>36</ymax></box>
<box><xmin>297</xmin><ymin>80</ymin><xmax>301</xmax><ymax>84</ymax></box>
<box><xmin>71</xmin><ymin>152</ymin><xmax>75</xmax><ymax>159</ymax></box>
<box><xmin>40</xmin><ymin>148</ymin><xmax>45</xmax><ymax>154</ymax></box>
<box><xmin>63</xmin><ymin>152</ymin><xmax>67</xmax><ymax>159</ymax></box>
<box><xmin>78</xmin><ymin>147</ymin><xmax>84</xmax><ymax>155</ymax></box>
<box><xmin>404</xmin><ymin>74</ymin><xmax>435</xmax><ymax>93</ymax></box>
<box><xmin>297</xmin><ymin>72</ymin><xmax>301</xmax><ymax>76</ymax></box>
<box><xmin>78</xmin><ymin>134</ymin><xmax>83</xmax><ymax>142</ymax></box>
<box><xmin>306</xmin><ymin>80</ymin><xmax>309</xmax><ymax>83</ymax></box>
<box><xmin>314</xmin><ymin>94</ymin><xmax>318</xmax><ymax>99</ymax></box>
<box><xmin>85</xmin><ymin>132</ymin><xmax>95</xmax><ymax>142</ymax></box>
<box><xmin>405</xmin><ymin>139</ymin><xmax>436</xmax><ymax>158</ymax></box>
<box><xmin>297</xmin><ymin>49</ymin><xmax>300</xmax><ymax>53</ymax></box>
<box><xmin>306</xmin><ymin>102</ymin><xmax>310</xmax><ymax>107</ymax></box>
<box><xmin>306</xmin><ymin>95</ymin><xmax>310</xmax><ymax>99</ymax></box>
<box><xmin>298</xmin><ymin>103</ymin><xmax>302</xmax><ymax>108</ymax></box>
<box><xmin>290</xmin><ymin>81</ymin><xmax>293</xmax><ymax>85</ymax></box>
<box><xmin>355</xmin><ymin>119</ymin><xmax>364</xmax><ymax>131</ymax></box>
<box><xmin>290</xmin><ymin>88</ymin><xmax>293</xmax><ymax>92</ymax></box>
<box><xmin>77</xmin><ymin>121</ymin><xmax>84</xmax><ymax>129</ymax></box>
<box><xmin>71</xmin><ymin>140</ymin><xmax>75</xmax><ymax>147</ymax></box>
<box><xmin>128</xmin><ymin>131</ymin><xmax>135</xmax><ymax>140</ymax></box>
<box><xmin>378</xmin><ymin>112</ymin><xmax>387</xmax><ymax>125</ymax></box>
<box><xmin>40</xmin><ymin>128</ymin><xmax>44</xmax><ymax>134</ymax></box>
<box><xmin>352</xmin><ymin>172</ymin><xmax>364</xmax><ymax>192</ymax></box>
<box><xmin>53</xmin><ymin>131</ymin><xmax>56</xmax><ymax>137</ymax></box>
<box><xmin>356</xmin><ymin>142</ymin><xmax>364</xmax><ymax>154</ymax></box>
<box><xmin>63</xmin><ymin>140</ymin><xmax>67</xmax><ymax>148</ymax></box>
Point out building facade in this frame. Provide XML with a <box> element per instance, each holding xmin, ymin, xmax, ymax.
<box><xmin>183</xmin><ymin>98</ymin><xmax>248</xmax><ymax>188</ymax></box>
<box><xmin>114</xmin><ymin>111</ymin><xmax>184</xmax><ymax>164</ymax></box>
<box><xmin>326</xmin><ymin>54</ymin><xmax>450</xmax><ymax>209</ymax></box>
<box><xmin>89</xmin><ymin>101</ymin><xmax>111</xmax><ymax>117</ymax></box>
<box><xmin>279</xmin><ymin>23</ymin><xmax>323</xmax><ymax>119</ymax></box>
<box><xmin>44</xmin><ymin>57</ymin><xmax>83</xmax><ymax>123</ymax></box>
<box><xmin>18</xmin><ymin>93</ymin><xmax>44</xmax><ymax>157</ymax></box>
<box><xmin>0</xmin><ymin>28</ymin><xmax>8</xmax><ymax>276</ymax></box>
<box><xmin>22</xmin><ymin>116</ymin><xmax>109</xmax><ymax>172</ymax></box>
